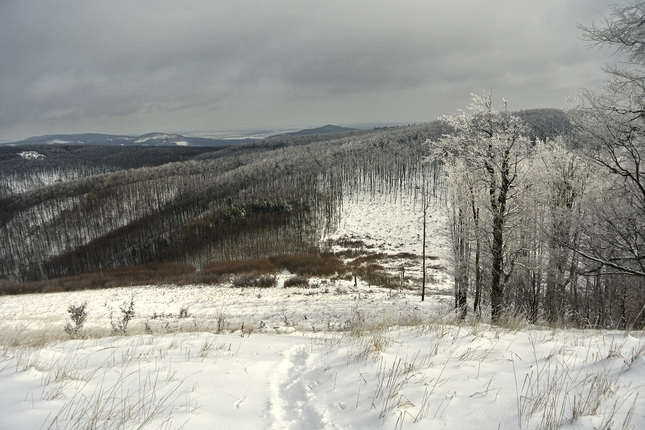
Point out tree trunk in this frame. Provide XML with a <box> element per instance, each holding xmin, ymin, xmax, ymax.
<box><xmin>491</xmin><ymin>211</ymin><xmax>504</xmax><ymax>323</ymax></box>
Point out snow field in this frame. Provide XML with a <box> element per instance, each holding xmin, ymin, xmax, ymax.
<box><xmin>0</xmin><ymin>278</ymin><xmax>449</xmax><ymax>346</ymax></box>
<box><xmin>328</xmin><ymin>187</ymin><xmax>452</xmax><ymax>288</ymax></box>
<box><xmin>1</xmin><ymin>303</ymin><xmax>644</xmax><ymax>429</ymax></box>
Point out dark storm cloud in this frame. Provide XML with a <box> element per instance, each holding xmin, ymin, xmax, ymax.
<box><xmin>0</xmin><ymin>0</ymin><xmax>629</xmax><ymax>140</ymax></box>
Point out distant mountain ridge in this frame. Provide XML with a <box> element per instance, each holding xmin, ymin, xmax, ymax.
<box><xmin>3</xmin><ymin>125</ymin><xmax>360</xmax><ymax>147</ymax></box>
<box><xmin>270</xmin><ymin>124</ymin><xmax>359</xmax><ymax>137</ymax></box>
<box><xmin>7</xmin><ymin>132</ymin><xmax>253</xmax><ymax>147</ymax></box>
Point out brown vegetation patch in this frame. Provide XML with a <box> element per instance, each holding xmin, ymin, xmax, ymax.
<box><xmin>389</xmin><ymin>252</ymin><xmax>418</xmax><ymax>260</ymax></box>
<box><xmin>333</xmin><ymin>237</ymin><xmax>366</xmax><ymax>248</ymax></box>
<box><xmin>360</xmin><ymin>268</ymin><xmax>398</xmax><ymax>289</ymax></box>
<box><xmin>202</xmin><ymin>258</ymin><xmax>277</xmax><ymax>276</ymax></box>
<box><xmin>283</xmin><ymin>275</ymin><xmax>310</xmax><ymax>288</ymax></box>
<box><xmin>333</xmin><ymin>249</ymin><xmax>370</xmax><ymax>259</ymax></box>
<box><xmin>0</xmin><ymin>262</ymin><xmax>196</xmax><ymax>295</ymax></box>
<box><xmin>1</xmin><ymin>252</ymin><xmax>350</xmax><ymax>295</ymax></box>
<box><xmin>231</xmin><ymin>273</ymin><xmax>277</xmax><ymax>288</ymax></box>
<box><xmin>350</xmin><ymin>253</ymin><xmax>388</xmax><ymax>266</ymax></box>
<box><xmin>268</xmin><ymin>253</ymin><xmax>347</xmax><ymax>277</ymax></box>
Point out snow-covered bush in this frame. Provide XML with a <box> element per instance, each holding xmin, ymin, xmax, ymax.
<box><xmin>63</xmin><ymin>301</ymin><xmax>88</xmax><ymax>337</ymax></box>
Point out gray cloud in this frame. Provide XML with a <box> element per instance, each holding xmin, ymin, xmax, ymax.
<box><xmin>0</xmin><ymin>0</ymin><xmax>629</xmax><ymax>140</ymax></box>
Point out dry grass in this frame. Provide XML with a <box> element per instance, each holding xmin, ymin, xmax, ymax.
<box><xmin>202</xmin><ymin>258</ymin><xmax>276</xmax><ymax>276</ymax></box>
<box><xmin>3</xmin><ymin>335</ymin><xmax>213</xmax><ymax>429</ymax></box>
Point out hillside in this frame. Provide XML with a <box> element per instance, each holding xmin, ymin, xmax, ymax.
<box><xmin>270</xmin><ymin>124</ymin><xmax>359</xmax><ymax>137</ymax></box>
<box><xmin>0</xmin><ymin>110</ymin><xmax>571</xmax><ymax>284</ymax></box>
<box><xmin>0</xmin><ymin>121</ymin><xmax>448</xmax><ymax>283</ymax></box>
<box><xmin>0</xmin><ymin>123</ymin><xmax>363</xmax><ymax>148</ymax></box>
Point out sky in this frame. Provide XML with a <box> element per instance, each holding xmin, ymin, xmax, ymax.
<box><xmin>0</xmin><ymin>0</ymin><xmax>630</xmax><ymax>141</ymax></box>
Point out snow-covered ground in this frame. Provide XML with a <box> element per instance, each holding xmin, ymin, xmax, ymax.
<box><xmin>328</xmin><ymin>187</ymin><xmax>452</xmax><ymax>287</ymax></box>
<box><xmin>1</xmin><ymin>189</ymin><xmax>644</xmax><ymax>429</ymax></box>
<box><xmin>1</xmin><ymin>284</ymin><xmax>643</xmax><ymax>430</ymax></box>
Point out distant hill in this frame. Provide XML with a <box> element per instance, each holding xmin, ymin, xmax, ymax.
<box><xmin>271</xmin><ymin>124</ymin><xmax>359</xmax><ymax>137</ymax></box>
<box><xmin>2</xmin><ymin>126</ymin><xmax>361</xmax><ymax>147</ymax></box>
<box><xmin>4</xmin><ymin>133</ymin><xmax>255</xmax><ymax>147</ymax></box>
<box><xmin>515</xmin><ymin>108</ymin><xmax>573</xmax><ymax>141</ymax></box>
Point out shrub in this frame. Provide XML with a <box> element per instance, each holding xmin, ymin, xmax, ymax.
<box><xmin>269</xmin><ymin>253</ymin><xmax>347</xmax><ymax>276</ymax></box>
<box><xmin>284</xmin><ymin>275</ymin><xmax>309</xmax><ymax>288</ymax></box>
<box><xmin>232</xmin><ymin>273</ymin><xmax>257</xmax><ymax>287</ymax></box>
<box><xmin>64</xmin><ymin>301</ymin><xmax>88</xmax><ymax>337</ymax></box>
<box><xmin>256</xmin><ymin>274</ymin><xmax>277</xmax><ymax>288</ymax></box>
<box><xmin>232</xmin><ymin>273</ymin><xmax>277</xmax><ymax>288</ymax></box>
<box><xmin>360</xmin><ymin>265</ymin><xmax>398</xmax><ymax>289</ymax></box>
<box><xmin>110</xmin><ymin>297</ymin><xmax>135</xmax><ymax>335</ymax></box>
<box><xmin>179</xmin><ymin>305</ymin><xmax>190</xmax><ymax>318</ymax></box>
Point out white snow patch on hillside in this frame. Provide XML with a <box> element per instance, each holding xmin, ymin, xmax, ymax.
<box><xmin>327</xmin><ymin>188</ymin><xmax>452</xmax><ymax>288</ymax></box>
<box><xmin>17</xmin><ymin>151</ymin><xmax>45</xmax><ymax>159</ymax></box>
<box><xmin>134</xmin><ymin>134</ymin><xmax>173</xmax><ymax>143</ymax></box>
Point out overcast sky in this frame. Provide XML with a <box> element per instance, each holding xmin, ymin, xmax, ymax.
<box><xmin>0</xmin><ymin>0</ymin><xmax>629</xmax><ymax>141</ymax></box>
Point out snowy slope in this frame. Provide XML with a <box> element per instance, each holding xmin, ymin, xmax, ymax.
<box><xmin>328</xmin><ymin>188</ymin><xmax>452</xmax><ymax>288</ymax></box>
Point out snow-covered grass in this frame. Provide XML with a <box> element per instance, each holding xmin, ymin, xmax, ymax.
<box><xmin>0</xmin><ymin>280</ymin><xmax>643</xmax><ymax>429</ymax></box>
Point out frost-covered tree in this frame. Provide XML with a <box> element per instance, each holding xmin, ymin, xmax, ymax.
<box><xmin>531</xmin><ymin>138</ymin><xmax>589</xmax><ymax>322</ymax></box>
<box><xmin>431</xmin><ymin>93</ymin><xmax>531</xmax><ymax>322</ymax></box>
<box><xmin>573</xmin><ymin>1</ymin><xmax>645</xmax><ymax>278</ymax></box>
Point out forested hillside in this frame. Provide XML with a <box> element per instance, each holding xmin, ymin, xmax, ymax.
<box><xmin>0</xmin><ymin>121</ymin><xmax>447</xmax><ymax>282</ymax></box>
<box><xmin>0</xmin><ymin>145</ymin><xmax>229</xmax><ymax>197</ymax></box>
<box><xmin>3</xmin><ymin>111</ymin><xmax>560</xmax><ymax>283</ymax></box>
<box><xmin>2</xmin><ymin>105</ymin><xmax>642</xmax><ymax>329</ymax></box>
